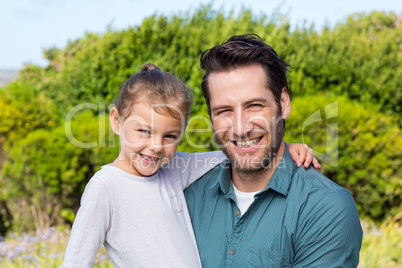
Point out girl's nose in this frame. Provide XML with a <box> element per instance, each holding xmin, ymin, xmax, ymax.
<box><xmin>149</xmin><ymin>136</ymin><xmax>163</xmax><ymax>153</ymax></box>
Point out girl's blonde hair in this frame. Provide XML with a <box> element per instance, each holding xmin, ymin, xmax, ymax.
<box><xmin>115</xmin><ymin>63</ymin><xmax>192</xmax><ymax>122</ymax></box>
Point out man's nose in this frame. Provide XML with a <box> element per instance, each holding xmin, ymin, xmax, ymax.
<box><xmin>231</xmin><ymin>109</ymin><xmax>252</xmax><ymax>138</ymax></box>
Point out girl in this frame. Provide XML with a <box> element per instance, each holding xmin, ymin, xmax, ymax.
<box><xmin>62</xmin><ymin>63</ymin><xmax>319</xmax><ymax>267</ymax></box>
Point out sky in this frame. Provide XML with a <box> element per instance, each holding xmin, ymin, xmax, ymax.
<box><xmin>0</xmin><ymin>0</ymin><xmax>401</xmax><ymax>70</ymax></box>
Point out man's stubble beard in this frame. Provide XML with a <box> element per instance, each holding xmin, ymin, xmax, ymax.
<box><xmin>215</xmin><ymin>113</ymin><xmax>285</xmax><ymax>176</ymax></box>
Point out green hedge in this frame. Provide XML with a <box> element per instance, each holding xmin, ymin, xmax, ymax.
<box><xmin>286</xmin><ymin>11</ymin><xmax>402</xmax><ymax>116</ymax></box>
<box><xmin>286</xmin><ymin>95</ymin><xmax>402</xmax><ymax>220</ymax></box>
<box><xmin>1</xmin><ymin>6</ymin><xmax>401</xmax><ymax>232</ymax></box>
<box><xmin>2</xmin><ymin>111</ymin><xmax>119</xmax><ymax>231</ymax></box>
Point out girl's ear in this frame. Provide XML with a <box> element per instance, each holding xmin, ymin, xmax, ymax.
<box><xmin>110</xmin><ymin>107</ymin><xmax>121</xmax><ymax>135</ymax></box>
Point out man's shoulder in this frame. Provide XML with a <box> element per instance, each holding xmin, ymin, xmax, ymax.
<box><xmin>287</xmin><ymin>170</ymin><xmax>362</xmax><ymax>267</ymax></box>
<box><xmin>293</xmin><ymin>166</ymin><xmax>347</xmax><ymax>194</ymax></box>
<box><xmin>289</xmin><ymin>166</ymin><xmax>357</xmax><ymax>214</ymax></box>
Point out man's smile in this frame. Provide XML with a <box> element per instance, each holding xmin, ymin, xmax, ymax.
<box><xmin>231</xmin><ymin>136</ymin><xmax>263</xmax><ymax>148</ymax></box>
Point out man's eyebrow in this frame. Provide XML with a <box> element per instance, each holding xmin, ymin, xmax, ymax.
<box><xmin>211</xmin><ymin>98</ymin><xmax>270</xmax><ymax>113</ymax></box>
<box><xmin>211</xmin><ymin>105</ymin><xmax>232</xmax><ymax>113</ymax></box>
<box><xmin>244</xmin><ymin>98</ymin><xmax>268</xmax><ymax>106</ymax></box>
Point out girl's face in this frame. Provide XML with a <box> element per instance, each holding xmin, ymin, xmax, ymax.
<box><xmin>111</xmin><ymin>100</ymin><xmax>184</xmax><ymax>177</ymax></box>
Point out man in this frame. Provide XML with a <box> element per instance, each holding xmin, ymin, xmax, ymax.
<box><xmin>184</xmin><ymin>34</ymin><xmax>363</xmax><ymax>267</ymax></box>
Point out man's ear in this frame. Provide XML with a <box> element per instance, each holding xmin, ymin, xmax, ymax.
<box><xmin>110</xmin><ymin>107</ymin><xmax>121</xmax><ymax>135</ymax></box>
<box><xmin>280</xmin><ymin>87</ymin><xmax>291</xmax><ymax>120</ymax></box>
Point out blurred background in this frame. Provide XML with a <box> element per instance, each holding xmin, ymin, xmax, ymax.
<box><xmin>0</xmin><ymin>0</ymin><xmax>401</xmax><ymax>267</ymax></box>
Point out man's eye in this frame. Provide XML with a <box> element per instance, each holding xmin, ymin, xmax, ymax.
<box><xmin>217</xmin><ymin>109</ymin><xmax>231</xmax><ymax>115</ymax></box>
<box><xmin>248</xmin><ymin>104</ymin><xmax>262</xmax><ymax>110</ymax></box>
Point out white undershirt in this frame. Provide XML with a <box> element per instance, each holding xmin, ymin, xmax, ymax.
<box><xmin>233</xmin><ymin>185</ymin><xmax>260</xmax><ymax>216</ymax></box>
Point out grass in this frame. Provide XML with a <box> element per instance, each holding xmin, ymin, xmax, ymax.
<box><xmin>0</xmin><ymin>215</ymin><xmax>401</xmax><ymax>267</ymax></box>
<box><xmin>359</xmin><ymin>213</ymin><xmax>402</xmax><ymax>268</ymax></box>
<box><xmin>0</xmin><ymin>226</ymin><xmax>112</xmax><ymax>267</ymax></box>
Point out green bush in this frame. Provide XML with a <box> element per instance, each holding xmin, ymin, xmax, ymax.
<box><xmin>286</xmin><ymin>95</ymin><xmax>402</xmax><ymax>221</ymax></box>
<box><xmin>285</xmin><ymin>11</ymin><xmax>402</xmax><ymax>117</ymax></box>
<box><xmin>2</xmin><ymin>111</ymin><xmax>119</xmax><ymax>231</ymax></box>
<box><xmin>0</xmin><ymin>80</ymin><xmax>57</xmax><ymax>145</ymax></box>
<box><xmin>1</xmin><ymin>6</ymin><xmax>401</xmax><ymax>231</ymax></box>
<box><xmin>0</xmin><ymin>78</ymin><xmax>58</xmax><ymax>234</ymax></box>
<box><xmin>34</xmin><ymin>6</ymin><xmax>280</xmax><ymax>117</ymax></box>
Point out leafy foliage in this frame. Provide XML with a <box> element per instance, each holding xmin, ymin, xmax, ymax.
<box><xmin>2</xmin><ymin>112</ymin><xmax>118</xmax><ymax>231</ymax></box>
<box><xmin>286</xmin><ymin>95</ymin><xmax>402</xmax><ymax>221</ymax></box>
<box><xmin>0</xmin><ymin>80</ymin><xmax>57</xmax><ymax>145</ymax></box>
<box><xmin>0</xmin><ymin>6</ymin><xmax>401</xmax><ymax>232</ymax></box>
<box><xmin>286</xmin><ymin>11</ymin><xmax>402</xmax><ymax>117</ymax></box>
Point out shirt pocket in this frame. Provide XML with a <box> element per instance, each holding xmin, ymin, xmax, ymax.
<box><xmin>168</xmin><ymin>191</ymin><xmax>183</xmax><ymax>213</ymax></box>
<box><xmin>247</xmin><ymin>249</ymin><xmax>290</xmax><ymax>268</ymax></box>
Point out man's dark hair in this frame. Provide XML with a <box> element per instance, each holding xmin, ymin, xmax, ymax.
<box><xmin>200</xmin><ymin>33</ymin><xmax>290</xmax><ymax>116</ymax></box>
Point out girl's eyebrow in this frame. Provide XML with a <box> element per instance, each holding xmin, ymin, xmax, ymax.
<box><xmin>165</xmin><ymin>129</ymin><xmax>182</xmax><ymax>135</ymax></box>
<box><xmin>129</xmin><ymin>121</ymin><xmax>150</xmax><ymax>129</ymax></box>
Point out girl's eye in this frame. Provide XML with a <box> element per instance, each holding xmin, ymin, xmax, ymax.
<box><xmin>164</xmin><ymin>135</ymin><xmax>178</xmax><ymax>140</ymax></box>
<box><xmin>164</xmin><ymin>134</ymin><xmax>179</xmax><ymax>144</ymax></box>
<box><xmin>138</xmin><ymin>129</ymin><xmax>151</xmax><ymax>135</ymax></box>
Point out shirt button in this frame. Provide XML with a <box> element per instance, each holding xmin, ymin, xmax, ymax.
<box><xmin>229</xmin><ymin>249</ymin><xmax>236</xmax><ymax>255</ymax></box>
<box><xmin>235</xmin><ymin>210</ymin><xmax>240</xmax><ymax>216</ymax></box>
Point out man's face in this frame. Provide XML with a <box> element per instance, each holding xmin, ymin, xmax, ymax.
<box><xmin>208</xmin><ymin>64</ymin><xmax>290</xmax><ymax>172</ymax></box>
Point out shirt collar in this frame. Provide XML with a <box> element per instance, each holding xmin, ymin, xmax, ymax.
<box><xmin>209</xmin><ymin>144</ymin><xmax>295</xmax><ymax>198</ymax></box>
<box><xmin>208</xmin><ymin>159</ymin><xmax>235</xmax><ymax>199</ymax></box>
<box><xmin>262</xmin><ymin>145</ymin><xmax>295</xmax><ymax>197</ymax></box>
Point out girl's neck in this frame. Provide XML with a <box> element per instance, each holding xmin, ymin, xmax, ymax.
<box><xmin>111</xmin><ymin>158</ymin><xmax>142</xmax><ymax>177</ymax></box>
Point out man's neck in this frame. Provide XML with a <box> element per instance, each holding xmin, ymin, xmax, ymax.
<box><xmin>231</xmin><ymin>142</ymin><xmax>286</xmax><ymax>192</ymax></box>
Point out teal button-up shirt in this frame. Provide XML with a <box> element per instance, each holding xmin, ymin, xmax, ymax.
<box><xmin>185</xmin><ymin>147</ymin><xmax>363</xmax><ymax>267</ymax></box>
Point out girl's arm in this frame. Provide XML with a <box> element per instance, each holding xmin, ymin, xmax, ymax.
<box><xmin>167</xmin><ymin>151</ymin><xmax>227</xmax><ymax>189</ymax></box>
<box><xmin>62</xmin><ymin>177</ymin><xmax>110</xmax><ymax>267</ymax></box>
<box><xmin>287</xmin><ymin>143</ymin><xmax>321</xmax><ymax>169</ymax></box>
<box><xmin>174</xmin><ymin>144</ymin><xmax>319</xmax><ymax>190</ymax></box>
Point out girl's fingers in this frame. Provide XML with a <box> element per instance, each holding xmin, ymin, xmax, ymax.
<box><xmin>296</xmin><ymin>144</ymin><xmax>308</xmax><ymax>167</ymax></box>
<box><xmin>313</xmin><ymin>157</ymin><xmax>322</xmax><ymax>169</ymax></box>
<box><xmin>304</xmin><ymin>147</ymin><xmax>314</xmax><ymax>168</ymax></box>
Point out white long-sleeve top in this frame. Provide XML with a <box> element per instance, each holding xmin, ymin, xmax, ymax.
<box><xmin>62</xmin><ymin>151</ymin><xmax>226</xmax><ymax>268</ymax></box>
